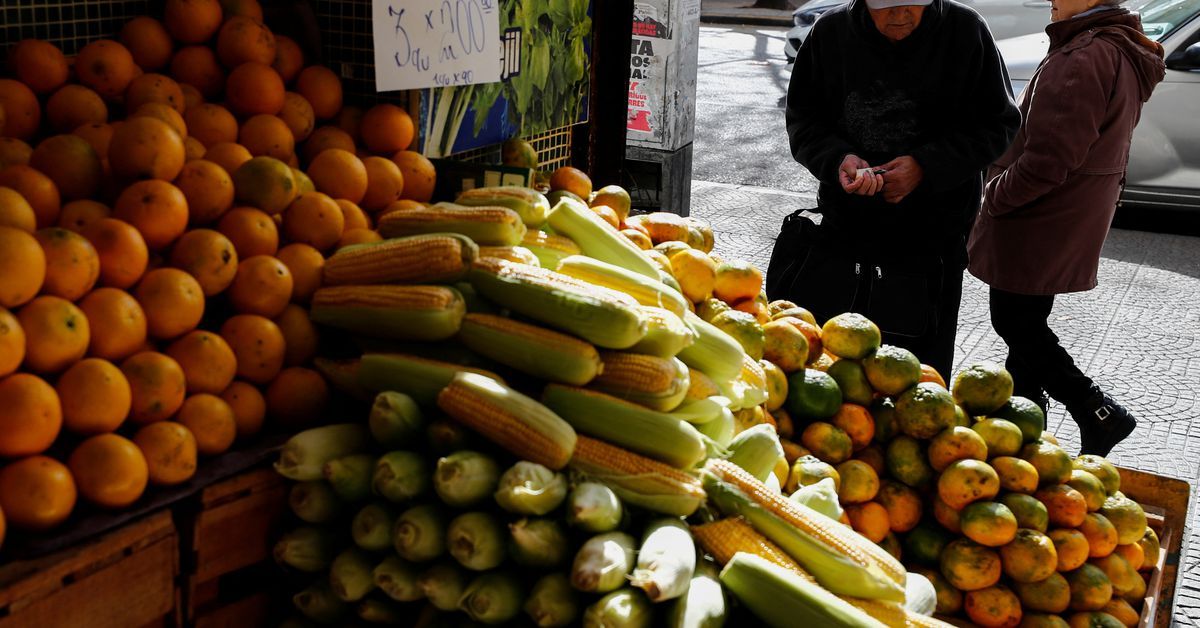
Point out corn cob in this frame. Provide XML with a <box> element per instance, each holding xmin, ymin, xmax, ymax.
<box><xmin>467</xmin><ymin>258</ymin><xmax>647</xmax><ymax>349</ymax></box>
<box><xmin>313</xmin><ymin>357</ymin><xmax>375</xmax><ymax>402</ymax></box>
<box><xmin>436</xmin><ymin>372</ymin><xmax>577</xmax><ymax>470</ymax></box>
<box><xmin>590</xmin><ymin>352</ymin><xmax>690</xmax><ymax>412</ymax></box>
<box><xmin>719</xmin><ymin>553</ymin><xmax>887</xmax><ymax>628</ymax></box>
<box><xmin>454</xmin><ymin>186</ymin><xmax>550</xmax><ymax>227</ymax></box>
<box><xmin>686</xmin><ymin>367</ymin><xmax>721</xmax><ymax>400</ymax></box>
<box><xmin>543</xmin><ymin>384</ymin><xmax>709</xmax><ymax>469</ymax></box>
<box><xmin>456</xmin><ymin>313</ymin><xmax>603</xmax><ymax>386</ymax></box>
<box><xmin>357</xmin><ymin>353</ymin><xmax>505</xmax><ymax>408</ymax></box>
<box><xmin>904</xmin><ymin>611</ymin><xmax>958</xmax><ymax>627</ymax></box>
<box><xmin>521</xmin><ymin>230</ymin><xmax>582</xmax><ymax>269</ymax></box>
<box><xmin>691</xmin><ymin>518</ymin><xmax>810</xmax><ymax>578</ymax></box>
<box><xmin>678</xmin><ymin>311</ymin><xmax>747</xmax><ymax>382</ymax></box>
<box><xmin>555</xmin><ymin>255</ymin><xmax>689</xmax><ymax>318</ymax></box>
<box><xmin>476</xmin><ymin>245</ymin><xmax>540</xmax><ymax>267</ymax></box>
<box><xmin>842</xmin><ymin>598</ymin><xmax>907</xmax><ymax>627</ymax></box>
<box><xmin>378</xmin><ymin>203</ymin><xmax>527</xmax><ymax>246</ymax></box>
<box><xmin>726</xmin><ymin>424</ymin><xmax>786</xmax><ymax>483</ymax></box>
<box><xmin>545</xmin><ymin>197</ymin><xmax>661</xmax><ymax>280</ymax></box>
<box><xmin>569</xmin><ymin>435</ymin><xmax>706</xmax><ymax>517</ymax></box>
<box><xmin>702</xmin><ymin>459</ymin><xmax>907</xmax><ymax>602</ymax></box>
<box><xmin>310</xmin><ymin>285</ymin><xmax>465</xmax><ymax>341</ymax></box>
<box><xmin>629</xmin><ymin>306</ymin><xmax>695</xmax><ymax>358</ymax></box>
<box><xmin>322</xmin><ymin>233</ymin><xmax>478</xmax><ymax>286</ymax></box>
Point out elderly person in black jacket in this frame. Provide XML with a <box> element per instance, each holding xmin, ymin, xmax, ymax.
<box><xmin>778</xmin><ymin>0</ymin><xmax>1021</xmax><ymax>378</ymax></box>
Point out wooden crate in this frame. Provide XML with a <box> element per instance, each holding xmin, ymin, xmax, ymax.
<box><xmin>180</xmin><ymin>468</ymin><xmax>288</xmax><ymax>626</ymax></box>
<box><xmin>1116</xmin><ymin>467</ymin><xmax>1190</xmax><ymax>628</ymax></box>
<box><xmin>0</xmin><ymin>511</ymin><xmax>177</xmax><ymax>628</ymax></box>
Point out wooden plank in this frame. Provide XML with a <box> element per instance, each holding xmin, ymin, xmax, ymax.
<box><xmin>193</xmin><ymin>591</ymin><xmax>270</xmax><ymax>628</ymax></box>
<box><xmin>1117</xmin><ymin>467</ymin><xmax>1190</xmax><ymax>628</ymax></box>
<box><xmin>189</xmin><ymin>469</ymin><xmax>287</xmax><ymax>583</ymax></box>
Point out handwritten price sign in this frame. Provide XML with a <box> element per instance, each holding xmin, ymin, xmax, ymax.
<box><xmin>373</xmin><ymin>0</ymin><xmax>502</xmax><ymax>91</ymax></box>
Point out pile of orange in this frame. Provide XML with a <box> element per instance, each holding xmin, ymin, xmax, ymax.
<box><xmin>0</xmin><ymin>0</ymin><xmax>437</xmax><ymax>539</ymax></box>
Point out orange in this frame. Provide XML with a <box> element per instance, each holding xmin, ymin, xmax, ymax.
<box><xmin>10</xmin><ymin>39</ymin><xmax>69</xmax><ymax>95</ymax></box>
<box><xmin>181</xmin><ymin>131</ymin><xmax>205</xmax><ymax>159</ymax></box>
<box><xmin>121</xmin><ymin>351</ymin><xmax>187</xmax><ymax>424</ymax></box>
<box><xmin>272</xmin><ymin>35</ymin><xmax>305</xmax><ymax>83</ymax></box>
<box><xmin>67</xmin><ymin>433</ymin><xmax>148</xmax><ymax>508</ymax></box>
<box><xmin>876</xmin><ymin>479</ymin><xmax>921</xmax><ymax>533</ymax></box>
<box><xmin>282</xmin><ymin>191</ymin><xmax>345</xmax><ymax>250</ymax></box>
<box><xmin>1064</xmin><ymin>563</ymin><xmax>1114</xmax><ymax>612</ymax></box>
<box><xmin>275</xmin><ymin>243</ymin><xmax>324</xmax><ymax>303</ymax></box>
<box><xmin>0</xmin><ymin>187</ymin><xmax>36</xmax><ymax>232</ymax></box>
<box><xmin>590</xmin><ymin>205</ymin><xmax>621</xmax><ymax>230</ymax></box>
<box><xmin>46</xmin><ymin>85</ymin><xmax>108</xmax><ymax>132</ymax></box>
<box><xmin>175</xmin><ymin>393</ymin><xmax>237</xmax><ymax>455</ymax></box>
<box><xmin>622</xmin><ymin>228</ymin><xmax>652</xmax><ymax>249</ymax></box>
<box><xmin>135</xmin><ymin>268</ymin><xmax>205</xmax><ymax>340</ymax></box>
<box><xmin>938</xmin><ymin>458</ymin><xmax>1001</xmax><ymax>510</ymax></box>
<box><xmin>0</xmin><ymin>164</ymin><xmax>61</xmax><ymax>228</ymax></box>
<box><xmin>852</xmin><ymin>442</ymin><xmax>886</xmax><ymax>476</ymax></box>
<box><xmin>166</xmin><ymin>330</ymin><xmax>237</xmax><ymax>394</ymax></box>
<box><xmin>357</xmin><ymin>156</ymin><xmax>405</xmax><ymax>212</ymax></box>
<box><xmin>125</xmin><ymin>73</ymin><xmax>186</xmax><ymax>114</ymax></box>
<box><xmin>336</xmin><ymin>199</ymin><xmax>371</xmax><ymax>230</ymax></box>
<box><xmin>0</xmin><ymin>226</ymin><xmax>46</xmax><ymax>308</ymax></box>
<box><xmin>835</xmin><ymin>459</ymin><xmax>879</xmax><ymax>504</ymax></box>
<box><xmin>108</xmin><ymin>116</ymin><xmax>186</xmax><ymax>181</ymax></box>
<box><xmin>57</xmin><ymin>199</ymin><xmax>110</xmax><ymax>233</ymax></box>
<box><xmin>278</xmin><ymin>92</ymin><xmax>315</xmax><ymax>143</ymax></box>
<box><xmin>29</xmin><ymin>134</ymin><xmax>104</xmax><ymax>201</ymax></box>
<box><xmin>1013</xmin><ymin>572</ymin><xmax>1071</xmax><ymax>614</ymax></box>
<box><xmin>79</xmin><ymin>288</ymin><xmax>147</xmax><ymax>361</ymax></box>
<box><xmin>164</xmin><ymin>0</ymin><xmax>224</xmax><ymax>44</ymax></box>
<box><xmin>1078</xmin><ymin>512</ymin><xmax>1119</xmax><ymax>559</ymax></box>
<box><xmin>303</xmin><ymin>126</ymin><xmax>356</xmax><ymax>163</ymax></box>
<box><xmin>175</xmin><ymin>160</ymin><xmax>235</xmax><ymax>226</ymax></box>
<box><xmin>668</xmin><ymin>249</ymin><xmax>716</xmax><ymax>303</ymax></box>
<box><xmin>993</xmin><ymin>456</ymin><xmax>1041</xmax><ymax>494</ymax></box>
<box><xmin>220</xmin><ymin>314</ymin><xmax>285</xmax><ymax>384</ymax></box>
<box><xmin>549</xmin><ymin>166</ymin><xmax>593</xmax><ymax>199</ymax></box>
<box><xmin>1113</xmin><ymin>543</ymin><xmax>1144</xmax><ymax>571</ymax></box>
<box><xmin>204</xmin><ymin>142</ymin><xmax>253</xmax><ymax>174</ymax></box>
<box><xmin>239</xmin><ymin>114</ymin><xmax>294</xmax><ymax>161</ymax></box>
<box><xmin>232</xmin><ymin>155</ymin><xmax>298</xmax><ymax>214</ymax></box>
<box><xmin>0</xmin><ymin>456</ymin><xmax>76</xmax><ymax>531</ymax></box>
<box><xmin>713</xmin><ymin>259</ymin><xmax>764</xmax><ymax>304</ymax></box>
<box><xmin>940</xmin><ymin>538</ymin><xmax>1003</xmax><ymax>591</ymax></box>
<box><xmin>225</xmin><ymin>62</ymin><xmax>285</xmax><ymax>116</ymax></box>
<box><xmin>131</xmin><ymin>102</ymin><xmax>188</xmax><ymax>139</ymax></box>
<box><xmin>360</xmin><ymin>104</ymin><xmax>414</xmax><ymax>154</ymax></box>
<box><xmin>227</xmin><ymin>254</ymin><xmax>293</xmax><ymax>317</ymax></box>
<box><xmin>169</xmin><ymin>45</ymin><xmax>226</xmax><ymax>99</ymax></box>
<box><xmin>169</xmin><ymin>228</ymin><xmax>238</xmax><ymax>296</ymax></box>
<box><xmin>18</xmin><ymin>296</ymin><xmax>90</xmax><ymax>374</ymax></box>
<box><xmin>928</xmin><ymin>425</ymin><xmax>990</xmax><ymax>472</ymax></box>
<box><xmin>1037</xmin><ymin>484</ymin><xmax>1089</xmax><ymax>528</ymax></box>
<box><xmin>75</xmin><ymin>40</ymin><xmax>138</xmax><ymax>100</ymax></box>
<box><xmin>831</xmin><ymin>403</ymin><xmax>875</xmax><ymax>451</ymax></box>
<box><xmin>73</xmin><ymin>123</ymin><xmax>116</xmax><ymax>158</ymax></box>
<box><xmin>82</xmin><ymin>218</ymin><xmax>150</xmax><ymax>289</ymax></box>
<box><xmin>180</xmin><ymin>84</ymin><xmax>204</xmax><ymax>110</ymax></box>
<box><xmin>1050</xmin><ymin>528</ymin><xmax>1091</xmax><ymax>572</ymax></box>
<box><xmin>296</xmin><ymin>66</ymin><xmax>343</xmax><ymax>120</ymax></box>
<box><xmin>337</xmin><ymin>228</ymin><xmax>381</xmax><ymax>249</ymax></box>
<box><xmin>961</xmin><ymin>501</ymin><xmax>1019</xmax><ymax>547</ymax></box>
<box><xmin>218</xmin><ymin>206</ymin><xmax>278</xmax><ymax>258</ymax></box>
<box><xmin>220</xmin><ymin>0</ymin><xmax>264</xmax><ymax>20</ymax></box>
<box><xmin>35</xmin><ymin>227</ymin><xmax>100</xmax><ymax>301</ymax></box>
<box><xmin>0</xmin><ymin>138</ymin><xmax>34</xmax><ymax>169</ymax></box>
<box><xmin>275</xmin><ymin>303</ymin><xmax>319</xmax><ymax>366</ymax></box>
<box><xmin>335</xmin><ymin>106</ymin><xmax>364</xmax><ymax>141</ymax></box>
<box><xmin>0</xmin><ymin>308</ymin><xmax>24</xmax><ymax>376</ymax></box>
<box><xmin>114</xmin><ymin>179</ymin><xmax>189</xmax><ymax>250</ymax></box>
<box><xmin>216</xmin><ymin>15</ymin><xmax>276</xmax><ymax>67</ymax></box>
<box><xmin>844</xmin><ymin>501</ymin><xmax>890</xmax><ymax>543</ymax></box>
<box><xmin>265</xmin><ymin>367</ymin><xmax>329</xmax><ymax>428</ymax></box>
<box><xmin>391</xmin><ymin>151</ymin><xmax>436</xmax><ymax>202</ymax></box>
<box><xmin>307</xmin><ymin>149</ymin><xmax>368</xmax><ymax>204</ymax></box>
<box><xmin>0</xmin><ymin>373</ymin><xmax>62</xmax><ymax>456</ymax></box>
<box><xmin>221</xmin><ymin>380</ymin><xmax>266</xmax><ymax>439</ymax></box>
<box><xmin>185</xmin><ymin>104</ymin><xmax>238</xmax><ymax>148</ymax></box>
<box><xmin>799</xmin><ymin>421</ymin><xmax>853</xmax><ymax>464</ymax></box>
<box><xmin>0</xmin><ymin>80</ymin><xmax>41</xmax><ymax>141</ymax></box>
<box><xmin>133</xmin><ymin>420</ymin><xmax>198</xmax><ymax>486</ymax></box>
<box><xmin>120</xmin><ymin>16</ymin><xmax>174</xmax><ymax>71</ymax></box>
<box><xmin>964</xmin><ymin>585</ymin><xmax>1023</xmax><ymax>628</ymax></box>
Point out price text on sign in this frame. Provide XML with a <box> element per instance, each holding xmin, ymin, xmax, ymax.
<box><xmin>373</xmin><ymin>0</ymin><xmax>502</xmax><ymax>91</ymax></box>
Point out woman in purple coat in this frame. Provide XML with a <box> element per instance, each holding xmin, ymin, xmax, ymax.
<box><xmin>968</xmin><ymin>0</ymin><xmax>1166</xmax><ymax>456</ymax></box>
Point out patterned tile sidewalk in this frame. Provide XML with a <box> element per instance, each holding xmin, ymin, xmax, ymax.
<box><xmin>690</xmin><ymin>179</ymin><xmax>1200</xmax><ymax>625</ymax></box>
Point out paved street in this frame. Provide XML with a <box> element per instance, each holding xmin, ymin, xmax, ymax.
<box><xmin>690</xmin><ymin>23</ymin><xmax>1200</xmax><ymax>625</ymax></box>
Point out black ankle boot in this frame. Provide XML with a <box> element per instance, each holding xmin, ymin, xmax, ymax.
<box><xmin>1068</xmin><ymin>388</ymin><xmax>1137</xmax><ymax>457</ymax></box>
<box><xmin>1012</xmin><ymin>387</ymin><xmax>1050</xmax><ymax>416</ymax></box>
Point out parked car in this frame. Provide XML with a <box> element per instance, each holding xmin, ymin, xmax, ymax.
<box><xmin>783</xmin><ymin>0</ymin><xmax>1054</xmax><ymax>62</ymax></box>
<box><xmin>999</xmin><ymin>0</ymin><xmax>1200</xmax><ymax>210</ymax></box>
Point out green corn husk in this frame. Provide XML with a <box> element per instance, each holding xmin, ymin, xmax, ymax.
<box><xmin>427</xmin><ymin>418</ymin><xmax>475</xmax><ymax>454</ymax></box>
<box><xmin>434</xmin><ymin>451</ymin><xmax>500</xmax><ymax>508</ymax></box>
<box><xmin>629</xmin><ymin>518</ymin><xmax>696</xmax><ymax>602</ymax></box>
<box><xmin>276</xmin><ymin>424</ymin><xmax>371</xmax><ymax>481</ymax></box>
<box><xmin>666</xmin><ymin>561</ymin><xmax>726</xmax><ymax>628</ymax></box>
<box><xmin>358</xmin><ymin>596</ymin><xmax>405</xmax><ymax>623</ymax></box>
<box><xmin>275</xmin><ymin>526</ymin><xmax>340</xmax><ymax>572</ymax></box>
<box><xmin>725</xmin><ymin>424</ymin><xmax>785</xmax><ymax>483</ymax></box>
<box><xmin>330</xmin><ymin>547</ymin><xmax>378</xmax><ymax>602</ymax></box>
<box><xmin>571</xmin><ymin>532</ymin><xmax>637</xmax><ymax>593</ymax></box>
<box><xmin>313</xmin><ymin>358</ymin><xmax>375</xmax><ymax>402</ymax></box>
<box><xmin>629</xmin><ymin>306</ymin><xmax>695</xmax><ymax>358</ymax></box>
<box><xmin>352</xmin><ymin>503</ymin><xmax>398</xmax><ymax>551</ymax></box>
<box><xmin>394</xmin><ymin>504</ymin><xmax>449</xmax><ymax>562</ymax></box>
<box><xmin>294</xmin><ymin>580</ymin><xmax>350</xmax><ymax>624</ymax></box>
<box><xmin>458</xmin><ymin>572</ymin><xmax>524</xmax><ymax>624</ymax></box>
<box><xmin>582</xmin><ymin>589</ymin><xmax>653</xmax><ymax>628</ymax></box>
<box><xmin>670</xmin><ymin>396</ymin><xmax>732</xmax><ymax>425</ymax></box>
<box><xmin>373</xmin><ymin>555</ymin><xmax>424</xmax><ymax>602</ymax></box>
<box><xmin>323</xmin><ymin>454</ymin><xmax>376</xmax><ymax>502</ymax></box>
<box><xmin>369</xmin><ymin>391</ymin><xmax>425</xmax><ymax>447</ymax></box>
<box><xmin>289</xmin><ymin>481</ymin><xmax>344</xmax><ymax>524</ymax></box>
<box><xmin>373</xmin><ymin>451</ymin><xmax>430</xmax><ymax>503</ymax></box>
<box><xmin>694</xmin><ymin>406</ymin><xmax>736</xmax><ymax>448</ymax></box>
<box><xmin>420</xmin><ymin>561</ymin><xmax>469</xmax><ymax>611</ymax></box>
<box><xmin>494</xmin><ymin>461</ymin><xmax>568</xmax><ymax>515</ymax></box>
<box><xmin>525</xmin><ymin>573</ymin><xmax>581</xmax><ymax>628</ymax></box>
<box><xmin>509</xmin><ymin>518</ymin><xmax>570</xmax><ymax>568</ymax></box>
<box><xmin>719</xmin><ymin>553</ymin><xmax>886</xmax><ymax>628</ymax></box>
<box><xmin>567</xmin><ymin>482</ymin><xmax>624</xmax><ymax>533</ymax></box>
<box><xmin>447</xmin><ymin>511</ymin><xmax>506</xmax><ymax>571</ymax></box>
<box><xmin>788</xmin><ymin>477</ymin><xmax>843</xmax><ymax>522</ymax></box>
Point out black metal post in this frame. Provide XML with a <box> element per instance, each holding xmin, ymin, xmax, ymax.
<box><xmin>575</xmin><ymin>0</ymin><xmax>634</xmax><ymax>185</ymax></box>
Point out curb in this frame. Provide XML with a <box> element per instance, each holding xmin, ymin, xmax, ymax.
<box><xmin>700</xmin><ymin>11</ymin><xmax>794</xmax><ymax>26</ymax></box>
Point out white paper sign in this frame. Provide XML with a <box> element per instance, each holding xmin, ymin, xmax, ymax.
<box><xmin>372</xmin><ymin>0</ymin><xmax>502</xmax><ymax>91</ymax></box>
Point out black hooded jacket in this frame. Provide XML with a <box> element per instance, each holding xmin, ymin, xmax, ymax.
<box><xmin>785</xmin><ymin>0</ymin><xmax>1021</xmax><ymax>258</ymax></box>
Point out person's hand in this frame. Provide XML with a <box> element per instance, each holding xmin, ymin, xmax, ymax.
<box><xmin>839</xmin><ymin>154</ymin><xmax>884</xmax><ymax>196</ymax></box>
<box><xmin>878</xmin><ymin>156</ymin><xmax>924</xmax><ymax>203</ymax></box>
